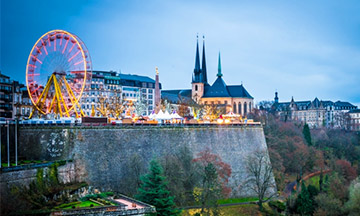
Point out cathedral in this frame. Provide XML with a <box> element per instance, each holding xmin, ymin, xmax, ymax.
<box><xmin>162</xmin><ymin>37</ymin><xmax>254</xmax><ymax>116</ymax></box>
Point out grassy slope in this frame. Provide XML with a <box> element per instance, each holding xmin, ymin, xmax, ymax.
<box><xmin>182</xmin><ymin>204</ymin><xmax>263</xmax><ymax>216</ymax></box>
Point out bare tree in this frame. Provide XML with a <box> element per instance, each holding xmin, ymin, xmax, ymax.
<box><xmin>245</xmin><ymin>150</ymin><xmax>277</xmax><ymax>211</ymax></box>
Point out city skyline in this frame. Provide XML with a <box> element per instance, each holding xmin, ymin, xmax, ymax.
<box><xmin>1</xmin><ymin>0</ymin><xmax>360</xmax><ymax>106</ymax></box>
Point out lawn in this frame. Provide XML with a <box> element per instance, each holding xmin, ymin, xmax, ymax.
<box><xmin>218</xmin><ymin>197</ymin><xmax>258</xmax><ymax>205</ymax></box>
<box><xmin>182</xmin><ymin>204</ymin><xmax>263</xmax><ymax>216</ymax></box>
<box><xmin>305</xmin><ymin>175</ymin><xmax>320</xmax><ymax>189</ymax></box>
<box><xmin>60</xmin><ymin>200</ymin><xmax>101</xmax><ymax>209</ymax></box>
<box><xmin>1</xmin><ymin>160</ymin><xmax>45</xmax><ymax>167</ymax></box>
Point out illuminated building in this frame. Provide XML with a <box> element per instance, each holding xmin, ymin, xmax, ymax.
<box><xmin>81</xmin><ymin>70</ymin><xmax>161</xmax><ymax>116</ymax></box>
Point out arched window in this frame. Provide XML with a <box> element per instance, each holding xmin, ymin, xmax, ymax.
<box><xmin>233</xmin><ymin>102</ymin><xmax>237</xmax><ymax>113</ymax></box>
<box><xmin>249</xmin><ymin>102</ymin><xmax>252</xmax><ymax>113</ymax></box>
<box><xmin>195</xmin><ymin>85</ymin><xmax>198</xmax><ymax>91</ymax></box>
<box><xmin>244</xmin><ymin>102</ymin><xmax>247</xmax><ymax>115</ymax></box>
<box><xmin>238</xmin><ymin>102</ymin><xmax>242</xmax><ymax>115</ymax></box>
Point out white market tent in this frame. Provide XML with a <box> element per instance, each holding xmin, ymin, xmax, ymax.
<box><xmin>148</xmin><ymin>110</ymin><xmax>156</xmax><ymax>119</ymax></box>
<box><xmin>223</xmin><ymin>111</ymin><xmax>240</xmax><ymax>118</ymax></box>
<box><xmin>170</xmin><ymin>111</ymin><xmax>184</xmax><ymax>119</ymax></box>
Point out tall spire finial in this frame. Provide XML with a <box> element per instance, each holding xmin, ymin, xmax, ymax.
<box><xmin>217</xmin><ymin>52</ymin><xmax>222</xmax><ymax>77</ymax></box>
<box><xmin>193</xmin><ymin>34</ymin><xmax>201</xmax><ymax>83</ymax></box>
<box><xmin>201</xmin><ymin>35</ymin><xmax>208</xmax><ymax>84</ymax></box>
<box><xmin>155</xmin><ymin>66</ymin><xmax>159</xmax><ymax>75</ymax></box>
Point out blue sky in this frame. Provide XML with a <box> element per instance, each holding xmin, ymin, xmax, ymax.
<box><xmin>1</xmin><ymin>0</ymin><xmax>360</xmax><ymax>105</ymax></box>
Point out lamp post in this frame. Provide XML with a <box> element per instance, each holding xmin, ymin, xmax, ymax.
<box><xmin>7</xmin><ymin>120</ymin><xmax>10</xmax><ymax>167</ymax></box>
<box><xmin>15</xmin><ymin>118</ymin><xmax>18</xmax><ymax>166</ymax></box>
<box><xmin>0</xmin><ymin>124</ymin><xmax>2</xmax><ymax>168</ymax></box>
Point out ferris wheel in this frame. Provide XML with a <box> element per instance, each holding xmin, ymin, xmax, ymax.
<box><xmin>26</xmin><ymin>30</ymin><xmax>92</xmax><ymax>118</ymax></box>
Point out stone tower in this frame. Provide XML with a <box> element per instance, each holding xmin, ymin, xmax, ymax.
<box><xmin>155</xmin><ymin>67</ymin><xmax>161</xmax><ymax>113</ymax></box>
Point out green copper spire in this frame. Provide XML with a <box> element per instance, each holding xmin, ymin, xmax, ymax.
<box><xmin>217</xmin><ymin>52</ymin><xmax>222</xmax><ymax>77</ymax></box>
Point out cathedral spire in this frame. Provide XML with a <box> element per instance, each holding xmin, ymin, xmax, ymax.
<box><xmin>217</xmin><ymin>52</ymin><xmax>223</xmax><ymax>77</ymax></box>
<box><xmin>201</xmin><ymin>35</ymin><xmax>208</xmax><ymax>84</ymax></box>
<box><xmin>193</xmin><ymin>35</ymin><xmax>201</xmax><ymax>83</ymax></box>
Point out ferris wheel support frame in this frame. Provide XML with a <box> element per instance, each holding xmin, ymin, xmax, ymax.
<box><xmin>29</xmin><ymin>73</ymin><xmax>84</xmax><ymax>119</ymax></box>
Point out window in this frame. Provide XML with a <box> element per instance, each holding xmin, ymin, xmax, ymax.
<box><xmin>249</xmin><ymin>102</ymin><xmax>252</xmax><ymax>112</ymax></box>
<box><xmin>142</xmin><ymin>89</ymin><xmax>147</xmax><ymax>93</ymax></box>
<box><xmin>148</xmin><ymin>95</ymin><xmax>153</xmax><ymax>99</ymax></box>
<box><xmin>233</xmin><ymin>103</ymin><xmax>237</xmax><ymax>113</ymax></box>
<box><xmin>148</xmin><ymin>89</ymin><xmax>153</xmax><ymax>93</ymax></box>
<box><xmin>195</xmin><ymin>85</ymin><xmax>198</xmax><ymax>91</ymax></box>
<box><xmin>244</xmin><ymin>102</ymin><xmax>247</xmax><ymax>114</ymax></box>
<box><xmin>224</xmin><ymin>101</ymin><xmax>227</xmax><ymax>105</ymax></box>
<box><xmin>238</xmin><ymin>103</ymin><xmax>242</xmax><ymax>115</ymax></box>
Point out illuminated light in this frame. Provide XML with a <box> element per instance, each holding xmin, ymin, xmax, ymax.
<box><xmin>31</xmin><ymin>55</ymin><xmax>42</xmax><ymax>64</ymax></box>
<box><xmin>224</xmin><ymin>119</ymin><xmax>230</xmax><ymax>124</ymax></box>
<box><xmin>28</xmin><ymin>73</ymin><xmax>40</xmax><ymax>76</ymax></box>
<box><xmin>68</xmin><ymin>50</ymin><xmax>80</xmax><ymax>62</ymax></box>
<box><xmin>28</xmin><ymin>64</ymin><xmax>37</xmax><ymax>68</ymax></box>
<box><xmin>35</xmin><ymin>46</ymin><xmax>42</xmax><ymax>54</ymax></box>
<box><xmin>41</xmin><ymin>39</ymin><xmax>48</xmax><ymax>55</ymax></box>
<box><xmin>31</xmin><ymin>86</ymin><xmax>41</xmax><ymax>95</ymax></box>
<box><xmin>54</xmin><ymin>37</ymin><xmax>56</xmax><ymax>51</ymax></box>
<box><xmin>74</xmin><ymin>60</ymin><xmax>83</xmax><ymax>66</ymax></box>
<box><xmin>68</xmin><ymin>42</ymin><xmax>75</xmax><ymax>53</ymax></box>
<box><xmin>59</xmin><ymin>33</ymin><xmax>63</xmax><ymax>45</ymax></box>
<box><xmin>62</xmin><ymin>38</ymin><xmax>69</xmax><ymax>54</ymax></box>
<box><xmin>217</xmin><ymin>119</ymin><xmax>224</xmax><ymax>124</ymax></box>
<box><xmin>47</xmin><ymin>35</ymin><xmax>51</xmax><ymax>47</ymax></box>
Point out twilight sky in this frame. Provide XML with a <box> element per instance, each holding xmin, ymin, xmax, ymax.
<box><xmin>1</xmin><ymin>0</ymin><xmax>360</xmax><ymax>106</ymax></box>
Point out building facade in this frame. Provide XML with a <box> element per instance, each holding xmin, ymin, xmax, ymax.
<box><xmin>80</xmin><ymin>70</ymin><xmax>161</xmax><ymax>116</ymax></box>
<box><xmin>162</xmin><ymin>37</ymin><xmax>254</xmax><ymax>116</ymax></box>
<box><xmin>273</xmin><ymin>92</ymin><xmax>357</xmax><ymax>128</ymax></box>
<box><xmin>346</xmin><ymin>109</ymin><xmax>360</xmax><ymax>131</ymax></box>
<box><xmin>0</xmin><ymin>72</ymin><xmax>14</xmax><ymax>118</ymax></box>
<box><xmin>0</xmin><ymin>72</ymin><xmax>32</xmax><ymax>119</ymax></box>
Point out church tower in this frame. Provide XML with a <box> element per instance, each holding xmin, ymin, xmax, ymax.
<box><xmin>192</xmin><ymin>36</ymin><xmax>207</xmax><ymax>102</ymax></box>
<box><xmin>274</xmin><ymin>91</ymin><xmax>279</xmax><ymax>104</ymax></box>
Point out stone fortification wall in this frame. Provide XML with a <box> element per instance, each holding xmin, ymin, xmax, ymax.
<box><xmin>16</xmin><ymin>126</ymin><xmax>273</xmax><ymax>196</ymax></box>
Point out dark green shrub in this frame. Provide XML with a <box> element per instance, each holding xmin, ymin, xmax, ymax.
<box><xmin>269</xmin><ymin>200</ymin><xmax>286</xmax><ymax>212</ymax></box>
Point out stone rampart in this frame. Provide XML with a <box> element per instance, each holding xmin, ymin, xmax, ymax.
<box><xmin>15</xmin><ymin>125</ymin><xmax>273</xmax><ymax>196</ymax></box>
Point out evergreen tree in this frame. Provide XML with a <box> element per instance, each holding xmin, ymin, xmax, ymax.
<box><xmin>302</xmin><ymin>123</ymin><xmax>312</xmax><ymax>146</ymax></box>
<box><xmin>296</xmin><ymin>182</ymin><xmax>315</xmax><ymax>215</ymax></box>
<box><xmin>136</xmin><ymin>160</ymin><xmax>180</xmax><ymax>216</ymax></box>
